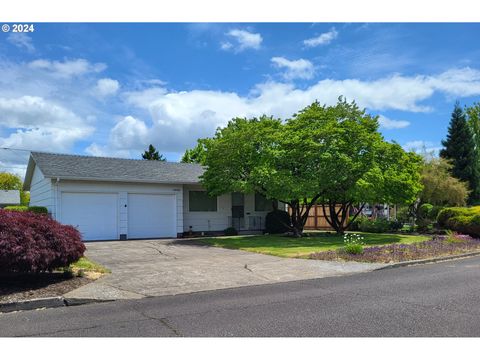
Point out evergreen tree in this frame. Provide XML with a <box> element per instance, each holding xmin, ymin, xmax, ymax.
<box><xmin>440</xmin><ymin>102</ymin><xmax>479</xmax><ymax>203</ymax></box>
<box><xmin>141</xmin><ymin>144</ymin><xmax>166</xmax><ymax>161</ymax></box>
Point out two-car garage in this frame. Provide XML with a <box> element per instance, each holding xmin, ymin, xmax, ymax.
<box><xmin>24</xmin><ymin>152</ymin><xmax>205</xmax><ymax>242</ymax></box>
<box><xmin>60</xmin><ymin>192</ymin><xmax>177</xmax><ymax>241</ymax></box>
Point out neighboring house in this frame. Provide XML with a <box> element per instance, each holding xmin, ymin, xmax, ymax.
<box><xmin>23</xmin><ymin>152</ymin><xmax>279</xmax><ymax>241</ymax></box>
<box><xmin>0</xmin><ymin>189</ymin><xmax>20</xmax><ymax>208</ymax></box>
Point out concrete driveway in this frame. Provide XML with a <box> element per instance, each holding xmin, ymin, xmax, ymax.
<box><xmin>65</xmin><ymin>239</ymin><xmax>382</xmax><ymax>300</ymax></box>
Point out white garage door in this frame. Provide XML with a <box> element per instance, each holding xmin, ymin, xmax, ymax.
<box><xmin>128</xmin><ymin>193</ymin><xmax>176</xmax><ymax>239</ymax></box>
<box><xmin>61</xmin><ymin>192</ymin><xmax>118</xmax><ymax>241</ymax></box>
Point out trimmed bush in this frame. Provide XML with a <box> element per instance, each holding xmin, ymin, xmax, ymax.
<box><xmin>265</xmin><ymin>209</ymin><xmax>291</xmax><ymax>234</ymax></box>
<box><xmin>224</xmin><ymin>227</ymin><xmax>238</xmax><ymax>236</ymax></box>
<box><xmin>27</xmin><ymin>206</ymin><xmax>49</xmax><ymax>214</ymax></box>
<box><xmin>4</xmin><ymin>205</ymin><xmax>48</xmax><ymax>214</ymax></box>
<box><xmin>437</xmin><ymin>206</ymin><xmax>480</xmax><ymax>237</ymax></box>
<box><xmin>0</xmin><ymin>209</ymin><xmax>85</xmax><ymax>273</ymax></box>
<box><xmin>4</xmin><ymin>205</ymin><xmax>28</xmax><ymax>212</ymax></box>
<box><xmin>354</xmin><ymin>216</ymin><xmax>403</xmax><ymax>233</ymax></box>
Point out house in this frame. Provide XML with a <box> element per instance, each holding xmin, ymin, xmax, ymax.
<box><xmin>0</xmin><ymin>189</ymin><xmax>21</xmax><ymax>208</ymax></box>
<box><xmin>23</xmin><ymin>152</ymin><xmax>278</xmax><ymax>241</ymax></box>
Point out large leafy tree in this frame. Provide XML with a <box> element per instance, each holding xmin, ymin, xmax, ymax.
<box><xmin>419</xmin><ymin>154</ymin><xmax>469</xmax><ymax>207</ymax></box>
<box><xmin>141</xmin><ymin>144</ymin><xmax>166</xmax><ymax>161</ymax></box>
<box><xmin>181</xmin><ymin>139</ymin><xmax>210</xmax><ymax>164</ymax></box>
<box><xmin>0</xmin><ymin>172</ymin><xmax>29</xmax><ymax>205</ymax></box>
<box><xmin>201</xmin><ymin>98</ymin><xmax>422</xmax><ymax>235</ymax></box>
<box><xmin>440</xmin><ymin>102</ymin><xmax>479</xmax><ymax>203</ymax></box>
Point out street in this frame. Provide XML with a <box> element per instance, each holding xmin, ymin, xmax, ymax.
<box><xmin>2</xmin><ymin>256</ymin><xmax>480</xmax><ymax>336</ymax></box>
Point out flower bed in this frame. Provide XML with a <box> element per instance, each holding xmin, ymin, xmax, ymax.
<box><xmin>310</xmin><ymin>233</ymin><xmax>480</xmax><ymax>263</ymax></box>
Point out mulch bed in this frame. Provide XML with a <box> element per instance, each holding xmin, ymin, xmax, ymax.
<box><xmin>0</xmin><ymin>273</ymin><xmax>93</xmax><ymax>304</ymax></box>
<box><xmin>310</xmin><ymin>234</ymin><xmax>480</xmax><ymax>263</ymax></box>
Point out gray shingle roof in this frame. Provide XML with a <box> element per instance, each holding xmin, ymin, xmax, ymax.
<box><xmin>27</xmin><ymin>152</ymin><xmax>205</xmax><ymax>186</ymax></box>
<box><xmin>0</xmin><ymin>190</ymin><xmax>20</xmax><ymax>205</ymax></box>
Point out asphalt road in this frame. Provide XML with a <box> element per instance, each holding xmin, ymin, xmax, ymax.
<box><xmin>2</xmin><ymin>256</ymin><xmax>480</xmax><ymax>337</ymax></box>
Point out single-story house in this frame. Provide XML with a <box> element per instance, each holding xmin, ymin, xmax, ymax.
<box><xmin>0</xmin><ymin>189</ymin><xmax>21</xmax><ymax>208</ymax></box>
<box><xmin>23</xmin><ymin>152</ymin><xmax>279</xmax><ymax>241</ymax></box>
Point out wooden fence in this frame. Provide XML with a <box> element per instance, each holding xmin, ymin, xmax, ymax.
<box><xmin>287</xmin><ymin>204</ymin><xmax>348</xmax><ymax>230</ymax></box>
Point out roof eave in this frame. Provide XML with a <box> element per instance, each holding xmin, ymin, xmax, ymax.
<box><xmin>42</xmin><ymin>175</ymin><xmax>202</xmax><ymax>186</ymax></box>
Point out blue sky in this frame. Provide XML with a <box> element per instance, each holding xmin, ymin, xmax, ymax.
<box><xmin>1</xmin><ymin>23</ymin><xmax>480</xmax><ymax>176</ymax></box>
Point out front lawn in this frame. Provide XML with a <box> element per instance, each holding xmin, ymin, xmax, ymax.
<box><xmin>200</xmin><ymin>232</ymin><xmax>430</xmax><ymax>258</ymax></box>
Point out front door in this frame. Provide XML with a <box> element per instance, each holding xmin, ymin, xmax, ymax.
<box><xmin>231</xmin><ymin>192</ymin><xmax>245</xmax><ymax>230</ymax></box>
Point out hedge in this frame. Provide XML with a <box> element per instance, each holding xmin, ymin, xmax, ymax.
<box><xmin>4</xmin><ymin>205</ymin><xmax>48</xmax><ymax>214</ymax></box>
<box><xmin>350</xmin><ymin>216</ymin><xmax>403</xmax><ymax>233</ymax></box>
<box><xmin>0</xmin><ymin>209</ymin><xmax>85</xmax><ymax>273</ymax></box>
<box><xmin>437</xmin><ymin>206</ymin><xmax>480</xmax><ymax>237</ymax></box>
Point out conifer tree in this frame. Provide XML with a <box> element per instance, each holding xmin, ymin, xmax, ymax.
<box><xmin>440</xmin><ymin>102</ymin><xmax>479</xmax><ymax>203</ymax></box>
<box><xmin>141</xmin><ymin>144</ymin><xmax>166</xmax><ymax>161</ymax></box>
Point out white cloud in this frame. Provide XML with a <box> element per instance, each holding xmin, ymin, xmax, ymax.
<box><xmin>304</xmin><ymin>28</ymin><xmax>338</xmax><ymax>47</ymax></box>
<box><xmin>222</xmin><ymin>29</ymin><xmax>262</xmax><ymax>52</ymax></box>
<box><xmin>86</xmin><ymin>116</ymin><xmax>149</xmax><ymax>157</ymax></box>
<box><xmin>403</xmin><ymin>140</ymin><xmax>441</xmax><ymax>154</ymax></box>
<box><xmin>271</xmin><ymin>57</ymin><xmax>315</xmax><ymax>80</ymax></box>
<box><xmin>103</xmin><ymin>67</ymin><xmax>480</xmax><ymax>157</ymax></box>
<box><xmin>7</xmin><ymin>33</ymin><xmax>35</xmax><ymax>53</ymax></box>
<box><xmin>377</xmin><ymin>115</ymin><xmax>410</xmax><ymax>129</ymax></box>
<box><xmin>0</xmin><ymin>96</ymin><xmax>93</xmax><ymax>153</ymax></box>
<box><xmin>94</xmin><ymin>78</ymin><xmax>120</xmax><ymax>97</ymax></box>
<box><xmin>28</xmin><ymin>58</ymin><xmax>106</xmax><ymax>78</ymax></box>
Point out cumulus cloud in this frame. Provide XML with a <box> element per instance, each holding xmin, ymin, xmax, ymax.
<box><xmin>85</xmin><ymin>116</ymin><xmax>149</xmax><ymax>157</ymax></box>
<box><xmin>0</xmin><ymin>96</ymin><xmax>93</xmax><ymax>152</ymax></box>
<box><xmin>7</xmin><ymin>33</ymin><xmax>35</xmax><ymax>53</ymax></box>
<box><xmin>304</xmin><ymin>28</ymin><xmax>338</xmax><ymax>47</ymax></box>
<box><xmin>221</xmin><ymin>29</ymin><xmax>262</xmax><ymax>52</ymax></box>
<box><xmin>94</xmin><ymin>78</ymin><xmax>120</xmax><ymax>97</ymax></box>
<box><xmin>97</xmin><ymin>67</ymin><xmax>480</xmax><ymax>157</ymax></box>
<box><xmin>271</xmin><ymin>57</ymin><xmax>315</xmax><ymax>80</ymax></box>
<box><xmin>28</xmin><ymin>58</ymin><xmax>106</xmax><ymax>78</ymax></box>
<box><xmin>377</xmin><ymin>115</ymin><xmax>410</xmax><ymax>129</ymax></box>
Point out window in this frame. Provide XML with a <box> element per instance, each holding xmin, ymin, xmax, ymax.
<box><xmin>255</xmin><ymin>193</ymin><xmax>274</xmax><ymax>212</ymax></box>
<box><xmin>189</xmin><ymin>191</ymin><xmax>217</xmax><ymax>212</ymax></box>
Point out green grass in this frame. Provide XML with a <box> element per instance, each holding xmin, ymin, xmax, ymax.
<box><xmin>69</xmin><ymin>257</ymin><xmax>110</xmax><ymax>274</ymax></box>
<box><xmin>200</xmin><ymin>232</ymin><xmax>430</xmax><ymax>258</ymax></box>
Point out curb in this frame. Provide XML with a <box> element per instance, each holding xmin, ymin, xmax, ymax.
<box><xmin>0</xmin><ymin>296</ymin><xmax>65</xmax><ymax>313</ymax></box>
<box><xmin>0</xmin><ymin>296</ymin><xmax>114</xmax><ymax>314</ymax></box>
<box><xmin>375</xmin><ymin>251</ymin><xmax>480</xmax><ymax>270</ymax></box>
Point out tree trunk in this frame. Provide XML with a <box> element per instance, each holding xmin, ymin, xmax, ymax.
<box><xmin>288</xmin><ymin>197</ymin><xmax>320</xmax><ymax>237</ymax></box>
<box><xmin>322</xmin><ymin>201</ymin><xmax>365</xmax><ymax>234</ymax></box>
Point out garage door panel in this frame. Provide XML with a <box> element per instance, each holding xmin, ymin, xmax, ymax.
<box><xmin>128</xmin><ymin>194</ymin><xmax>176</xmax><ymax>239</ymax></box>
<box><xmin>61</xmin><ymin>192</ymin><xmax>118</xmax><ymax>241</ymax></box>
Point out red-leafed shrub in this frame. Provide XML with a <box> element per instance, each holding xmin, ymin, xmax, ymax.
<box><xmin>0</xmin><ymin>209</ymin><xmax>85</xmax><ymax>273</ymax></box>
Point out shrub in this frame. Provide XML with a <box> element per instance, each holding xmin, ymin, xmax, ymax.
<box><xmin>4</xmin><ymin>205</ymin><xmax>28</xmax><ymax>212</ymax></box>
<box><xmin>224</xmin><ymin>227</ymin><xmax>238</xmax><ymax>236</ymax></box>
<box><xmin>265</xmin><ymin>209</ymin><xmax>291</xmax><ymax>234</ymax></box>
<box><xmin>357</xmin><ymin>217</ymin><xmax>389</xmax><ymax>233</ymax></box>
<box><xmin>27</xmin><ymin>206</ymin><xmax>48</xmax><ymax>214</ymax></box>
<box><xmin>4</xmin><ymin>205</ymin><xmax>48</xmax><ymax>214</ymax></box>
<box><xmin>0</xmin><ymin>209</ymin><xmax>85</xmax><ymax>273</ymax></box>
<box><xmin>437</xmin><ymin>207</ymin><xmax>480</xmax><ymax>228</ymax></box>
<box><xmin>437</xmin><ymin>206</ymin><xmax>480</xmax><ymax>238</ymax></box>
<box><xmin>343</xmin><ymin>233</ymin><xmax>364</xmax><ymax>254</ymax></box>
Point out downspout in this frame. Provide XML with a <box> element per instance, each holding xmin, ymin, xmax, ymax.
<box><xmin>55</xmin><ymin>177</ymin><xmax>60</xmax><ymax>220</ymax></box>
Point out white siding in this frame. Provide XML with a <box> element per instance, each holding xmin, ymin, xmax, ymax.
<box><xmin>183</xmin><ymin>185</ymin><xmax>231</xmax><ymax>232</ymax></box>
<box><xmin>56</xmin><ymin>180</ymin><xmax>183</xmax><ymax>237</ymax></box>
<box><xmin>29</xmin><ymin>166</ymin><xmax>54</xmax><ymax>214</ymax></box>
